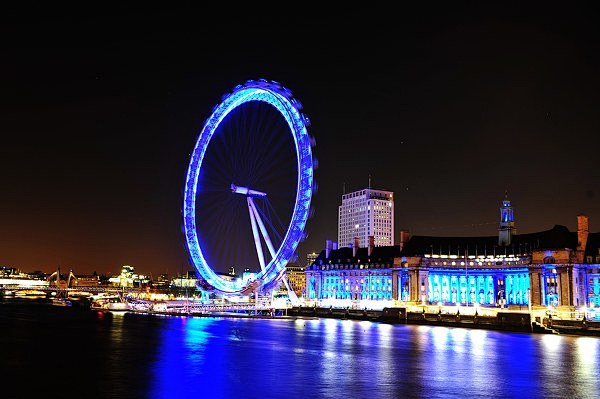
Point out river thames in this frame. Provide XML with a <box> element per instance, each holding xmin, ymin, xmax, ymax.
<box><xmin>1</xmin><ymin>301</ymin><xmax>599</xmax><ymax>399</ymax></box>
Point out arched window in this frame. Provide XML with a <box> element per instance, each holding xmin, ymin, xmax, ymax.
<box><xmin>543</xmin><ymin>256</ymin><xmax>555</xmax><ymax>264</ymax></box>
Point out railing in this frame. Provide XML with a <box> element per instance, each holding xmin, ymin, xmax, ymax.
<box><xmin>127</xmin><ymin>299</ymin><xmax>283</xmax><ymax>314</ymax></box>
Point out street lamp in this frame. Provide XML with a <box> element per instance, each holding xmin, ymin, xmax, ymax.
<box><xmin>464</xmin><ymin>249</ymin><xmax>468</xmax><ymax>307</ymax></box>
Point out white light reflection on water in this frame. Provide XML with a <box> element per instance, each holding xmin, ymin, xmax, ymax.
<box><xmin>320</xmin><ymin>317</ymin><xmax>341</xmax><ymax>387</ymax></box>
<box><xmin>573</xmin><ymin>337</ymin><xmax>600</xmax><ymax>399</ymax></box>
<box><xmin>575</xmin><ymin>337</ymin><xmax>599</xmax><ymax>374</ymax></box>
<box><xmin>372</xmin><ymin>323</ymin><xmax>396</xmax><ymax>389</ymax></box>
<box><xmin>412</xmin><ymin>327</ymin><xmax>545</xmax><ymax>398</ymax></box>
<box><xmin>539</xmin><ymin>333</ymin><xmax>568</xmax><ymax>396</ymax></box>
<box><xmin>468</xmin><ymin>329</ymin><xmax>488</xmax><ymax>360</ymax></box>
<box><xmin>540</xmin><ymin>333</ymin><xmax>563</xmax><ymax>352</ymax></box>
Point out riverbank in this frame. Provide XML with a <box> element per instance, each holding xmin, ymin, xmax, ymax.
<box><xmin>286</xmin><ymin>306</ymin><xmax>600</xmax><ymax>336</ymax></box>
<box><xmin>3</xmin><ymin>296</ymin><xmax>599</xmax><ymax>337</ymax></box>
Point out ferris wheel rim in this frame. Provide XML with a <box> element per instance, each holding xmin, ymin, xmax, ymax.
<box><xmin>183</xmin><ymin>79</ymin><xmax>314</xmax><ymax>294</ymax></box>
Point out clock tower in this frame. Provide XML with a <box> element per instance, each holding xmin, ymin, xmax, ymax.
<box><xmin>498</xmin><ymin>191</ymin><xmax>515</xmax><ymax>246</ymax></box>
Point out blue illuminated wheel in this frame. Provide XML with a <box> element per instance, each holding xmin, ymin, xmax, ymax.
<box><xmin>183</xmin><ymin>79</ymin><xmax>314</xmax><ymax>294</ymax></box>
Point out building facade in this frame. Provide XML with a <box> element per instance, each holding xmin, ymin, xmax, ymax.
<box><xmin>285</xmin><ymin>262</ymin><xmax>306</xmax><ymax>297</ymax></box>
<box><xmin>305</xmin><ymin>239</ymin><xmax>399</xmax><ymax>309</ymax></box>
<box><xmin>338</xmin><ymin>187</ymin><xmax>394</xmax><ymax>249</ymax></box>
<box><xmin>108</xmin><ymin>265</ymin><xmax>151</xmax><ymax>288</ymax></box>
<box><xmin>307</xmin><ymin>195</ymin><xmax>600</xmax><ymax>314</ymax></box>
<box><xmin>72</xmin><ymin>275</ymin><xmax>100</xmax><ymax>287</ymax></box>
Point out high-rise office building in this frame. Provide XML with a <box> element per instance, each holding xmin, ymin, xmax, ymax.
<box><xmin>338</xmin><ymin>187</ymin><xmax>394</xmax><ymax>248</ymax></box>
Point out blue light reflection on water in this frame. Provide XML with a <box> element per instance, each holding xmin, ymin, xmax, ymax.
<box><xmin>148</xmin><ymin>316</ymin><xmax>600</xmax><ymax>399</ymax></box>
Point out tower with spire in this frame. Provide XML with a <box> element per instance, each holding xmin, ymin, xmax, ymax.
<box><xmin>498</xmin><ymin>191</ymin><xmax>515</xmax><ymax>246</ymax></box>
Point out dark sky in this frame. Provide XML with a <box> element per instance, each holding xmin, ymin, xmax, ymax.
<box><xmin>1</xmin><ymin>3</ymin><xmax>599</xmax><ymax>277</ymax></box>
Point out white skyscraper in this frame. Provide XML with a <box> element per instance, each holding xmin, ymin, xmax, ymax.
<box><xmin>338</xmin><ymin>188</ymin><xmax>394</xmax><ymax>249</ymax></box>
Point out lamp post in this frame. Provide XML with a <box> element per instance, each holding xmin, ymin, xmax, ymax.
<box><xmin>464</xmin><ymin>249</ymin><xmax>468</xmax><ymax>307</ymax></box>
<box><xmin>498</xmin><ymin>289</ymin><xmax>505</xmax><ymax>309</ymax></box>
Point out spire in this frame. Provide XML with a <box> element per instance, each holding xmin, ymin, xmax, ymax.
<box><xmin>502</xmin><ymin>189</ymin><xmax>511</xmax><ymax>208</ymax></box>
<box><xmin>498</xmin><ymin>191</ymin><xmax>515</xmax><ymax>246</ymax></box>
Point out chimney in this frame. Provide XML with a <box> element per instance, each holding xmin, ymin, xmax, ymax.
<box><xmin>325</xmin><ymin>239</ymin><xmax>332</xmax><ymax>259</ymax></box>
<box><xmin>577</xmin><ymin>215</ymin><xmax>589</xmax><ymax>263</ymax></box>
<box><xmin>368</xmin><ymin>236</ymin><xmax>374</xmax><ymax>257</ymax></box>
<box><xmin>353</xmin><ymin>236</ymin><xmax>359</xmax><ymax>257</ymax></box>
<box><xmin>399</xmin><ymin>230</ymin><xmax>410</xmax><ymax>252</ymax></box>
<box><xmin>332</xmin><ymin>242</ymin><xmax>338</xmax><ymax>250</ymax></box>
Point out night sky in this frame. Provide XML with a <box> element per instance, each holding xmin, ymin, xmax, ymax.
<box><xmin>1</xmin><ymin>4</ymin><xmax>599</xmax><ymax>277</ymax></box>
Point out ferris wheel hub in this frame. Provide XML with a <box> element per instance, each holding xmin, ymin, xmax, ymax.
<box><xmin>230</xmin><ymin>183</ymin><xmax>267</xmax><ymax>197</ymax></box>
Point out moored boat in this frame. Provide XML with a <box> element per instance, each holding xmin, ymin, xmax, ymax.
<box><xmin>51</xmin><ymin>298</ymin><xmax>72</xmax><ymax>307</ymax></box>
<box><xmin>90</xmin><ymin>294</ymin><xmax>130</xmax><ymax>311</ymax></box>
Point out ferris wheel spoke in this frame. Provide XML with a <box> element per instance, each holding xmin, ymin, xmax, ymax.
<box><xmin>265</xmin><ymin>197</ymin><xmax>286</xmax><ymax>234</ymax></box>
<box><xmin>253</xmin><ymin>198</ymin><xmax>284</xmax><ymax>245</ymax></box>
<box><xmin>247</xmin><ymin>197</ymin><xmax>266</xmax><ymax>272</ymax></box>
<box><xmin>234</xmin><ymin>184</ymin><xmax>277</xmax><ymax>271</ymax></box>
<box><xmin>248</xmin><ymin>197</ymin><xmax>277</xmax><ymax>260</ymax></box>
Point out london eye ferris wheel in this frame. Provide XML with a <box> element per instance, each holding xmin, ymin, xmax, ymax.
<box><xmin>183</xmin><ymin>79</ymin><xmax>316</xmax><ymax>295</ymax></box>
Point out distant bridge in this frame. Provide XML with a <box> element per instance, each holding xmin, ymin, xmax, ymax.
<box><xmin>0</xmin><ymin>285</ymin><xmax>143</xmax><ymax>295</ymax></box>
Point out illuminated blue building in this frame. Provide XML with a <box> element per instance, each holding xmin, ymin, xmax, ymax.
<box><xmin>305</xmin><ymin>236</ymin><xmax>400</xmax><ymax>308</ymax></box>
<box><xmin>306</xmin><ymin>194</ymin><xmax>600</xmax><ymax>312</ymax></box>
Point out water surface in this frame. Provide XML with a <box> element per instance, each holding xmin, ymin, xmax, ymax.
<box><xmin>1</xmin><ymin>302</ymin><xmax>598</xmax><ymax>399</ymax></box>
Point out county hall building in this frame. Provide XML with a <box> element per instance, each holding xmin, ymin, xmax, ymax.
<box><xmin>305</xmin><ymin>194</ymin><xmax>600</xmax><ymax>313</ymax></box>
